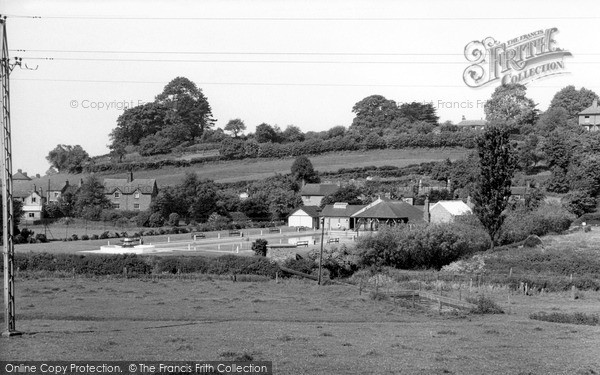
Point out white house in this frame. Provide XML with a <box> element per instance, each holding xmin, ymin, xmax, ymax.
<box><xmin>17</xmin><ymin>190</ymin><xmax>44</xmax><ymax>224</ymax></box>
<box><xmin>287</xmin><ymin>206</ymin><xmax>321</xmax><ymax>229</ymax></box>
<box><xmin>429</xmin><ymin>200</ymin><xmax>472</xmax><ymax>223</ymax></box>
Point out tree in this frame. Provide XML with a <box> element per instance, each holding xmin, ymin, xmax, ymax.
<box><xmin>543</xmin><ymin>130</ymin><xmax>574</xmax><ymax>193</ymax></box>
<box><xmin>549</xmin><ymin>85</ymin><xmax>599</xmax><ymax>120</ymax></box>
<box><xmin>252</xmin><ymin>238</ymin><xmax>268</xmax><ymax>256</ymax></box>
<box><xmin>110</xmin><ymin>102</ymin><xmax>168</xmax><ymax>147</ymax></box>
<box><xmin>46</xmin><ymin>144</ymin><xmax>90</xmax><ymax>173</ymax></box>
<box><xmin>291</xmin><ymin>156</ymin><xmax>320</xmax><ymax>184</ymax></box>
<box><xmin>155</xmin><ymin>76</ymin><xmax>214</xmax><ymax>139</ymax></box>
<box><xmin>281</xmin><ymin>125</ymin><xmax>305</xmax><ymax>143</ymax></box>
<box><xmin>484</xmin><ymin>83</ymin><xmax>538</xmax><ymax>131</ymax></box>
<box><xmin>224</xmin><ymin>118</ymin><xmax>246</xmax><ymax>138</ymax></box>
<box><xmin>320</xmin><ymin>185</ymin><xmax>364</xmax><ymax>208</ymax></box>
<box><xmin>536</xmin><ymin>107</ymin><xmax>569</xmax><ymax>135</ymax></box>
<box><xmin>254</xmin><ymin>123</ymin><xmax>279</xmax><ymax>143</ymax></box>
<box><xmin>350</xmin><ymin>95</ymin><xmax>400</xmax><ymax>130</ymax></box>
<box><xmin>472</xmin><ymin>126</ymin><xmax>517</xmax><ymax>249</ymax></box>
<box><xmin>73</xmin><ymin>175</ymin><xmax>112</xmax><ymax>220</ymax></box>
<box><xmin>517</xmin><ymin>134</ymin><xmax>542</xmax><ymax>172</ymax></box>
<box><xmin>397</xmin><ymin>102</ymin><xmax>439</xmax><ymax>125</ymax></box>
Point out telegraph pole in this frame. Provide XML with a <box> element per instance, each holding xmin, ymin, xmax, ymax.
<box><xmin>1</xmin><ymin>16</ymin><xmax>21</xmax><ymax>337</ymax></box>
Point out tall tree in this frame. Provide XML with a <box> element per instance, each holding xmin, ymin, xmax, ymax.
<box><xmin>224</xmin><ymin>118</ymin><xmax>246</xmax><ymax>138</ymax></box>
<box><xmin>281</xmin><ymin>125</ymin><xmax>305</xmax><ymax>143</ymax></box>
<box><xmin>254</xmin><ymin>123</ymin><xmax>280</xmax><ymax>143</ymax></box>
<box><xmin>549</xmin><ymin>85</ymin><xmax>599</xmax><ymax>120</ymax></box>
<box><xmin>397</xmin><ymin>102</ymin><xmax>439</xmax><ymax>125</ymax></box>
<box><xmin>46</xmin><ymin>144</ymin><xmax>90</xmax><ymax>173</ymax></box>
<box><xmin>74</xmin><ymin>175</ymin><xmax>111</xmax><ymax>220</ymax></box>
<box><xmin>350</xmin><ymin>95</ymin><xmax>400</xmax><ymax>130</ymax></box>
<box><xmin>472</xmin><ymin>126</ymin><xmax>517</xmax><ymax>249</ymax></box>
<box><xmin>484</xmin><ymin>83</ymin><xmax>538</xmax><ymax>131</ymax></box>
<box><xmin>291</xmin><ymin>156</ymin><xmax>320</xmax><ymax>184</ymax></box>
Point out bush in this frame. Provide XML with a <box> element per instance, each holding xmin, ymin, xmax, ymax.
<box><xmin>282</xmin><ymin>258</ymin><xmax>319</xmax><ymax>275</ymax></box>
<box><xmin>252</xmin><ymin>239</ymin><xmax>268</xmax><ymax>256</ymax></box>
<box><xmin>91</xmin><ymin>234</ymin><xmax>99</xmax><ymax>240</ymax></box>
<box><xmin>498</xmin><ymin>204</ymin><xmax>575</xmax><ymax>245</ymax></box>
<box><xmin>99</xmin><ymin>231</ymin><xmax>110</xmax><ymax>239</ymax></box>
<box><xmin>356</xmin><ymin>222</ymin><xmax>490</xmax><ymax>270</ymax></box>
<box><xmin>148</xmin><ymin>212</ymin><xmax>165</xmax><ymax>227</ymax></box>
<box><xmin>34</xmin><ymin>233</ymin><xmax>48</xmax><ymax>243</ymax></box>
<box><xmin>71</xmin><ymin>234</ymin><xmax>79</xmax><ymax>241</ymax></box>
<box><xmin>135</xmin><ymin>210</ymin><xmax>152</xmax><ymax>227</ymax></box>
<box><xmin>530</xmin><ymin>311</ymin><xmax>599</xmax><ymax>326</ymax></box>
<box><xmin>81</xmin><ymin>234</ymin><xmax>89</xmax><ymax>241</ymax></box>
<box><xmin>168</xmin><ymin>213</ymin><xmax>180</xmax><ymax>227</ymax></box>
<box><xmin>466</xmin><ymin>295</ymin><xmax>504</xmax><ymax>314</ymax></box>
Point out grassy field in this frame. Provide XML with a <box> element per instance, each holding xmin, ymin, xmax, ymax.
<box><xmin>29</xmin><ymin>147</ymin><xmax>468</xmax><ymax>187</ymax></box>
<box><xmin>1</xmin><ymin>276</ymin><xmax>599</xmax><ymax>374</ymax></box>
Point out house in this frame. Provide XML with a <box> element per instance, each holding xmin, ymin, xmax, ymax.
<box><xmin>352</xmin><ymin>198</ymin><xmax>427</xmax><ymax>231</ymax></box>
<box><xmin>45</xmin><ymin>180</ymin><xmax>73</xmax><ymax>203</ymax></box>
<box><xmin>320</xmin><ymin>202</ymin><xmax>364</xmax><ymax>231</ymax></box>
<box><xmin>287</xmin><ymin>206</ymin><xmax>321</xmax><ymax>229</ymax></box>
<box><xmin>300</xmin><ymin>183</ymin><xmax>339</xmax><ymax>206</ymax></box>
<box><xmin>429</xmin><ymin>200</ymin><xmax>472</xmax><ymax>223</ymax></box>
<box><xmin>456</xmin><ymin>116</ymin><xmax>487</xmax><ymax>131</ymax></box>
<box><xmin>13</xmin><ymin>185</ymin><xmax>44</xmax><ymax>224</ymax></box>
<box><xmin>12</xmin><ymin>169</ymin><xmax>32</xmax><ymax>181</ymax></box>
<box><xmin>579</xmin><ymin>99</ymin><xmax>600</xmax><ymax>131</ymax></box>
<box><xmin>103</xmin><ymin>172</ymin><xmax>158</xmax><ymax>211</ymax></box>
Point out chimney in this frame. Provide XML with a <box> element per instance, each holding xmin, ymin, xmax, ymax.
<box><xmin>423</xmin><ymin>196</ymin><xmax>430</xmax><ymax>223</ymax></box>
<box><xmin>128</xmin><ymin>171</ymin><xmax>134</xmax><ymax>183</ymax></box>
<box><xmin>461</xmin><ymin>115</ymin><xmax>466</xmax><ymax>121</ymax></box>
<box><xmin>17</xmin><ymin>169</ymin><xmax>22</xmax><ymax>173</ymax></box>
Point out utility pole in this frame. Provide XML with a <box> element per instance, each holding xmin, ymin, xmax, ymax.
<box><xmin>318</xmin><ymin>217</ymin><xmax>325</xmax><ymax>285</ymax></box>
<box><xmin>1</xmin><ymin>16</ymin><xmax>21</xmax><ymax>337</ymax></box>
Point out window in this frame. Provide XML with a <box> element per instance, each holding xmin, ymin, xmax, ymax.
<box><xmin>585</xmin><ymin>115</ymin><xmax>590</xmax><ymax>124</ymax></box>
<box><xmin>134</xmin><ymin>192</ymin><xmax>140</xmax><ymax>199</ymax></box>
<box><xmin>31</xmin><ymin>197</ymin><xmax>36</xmax><ymax>203</ymax></box>
<box><xmin>114</xmin><ymin>192</ymin><xmax>120</xmax><ymax>198</ymax></box>
<box><xmin>28</xmin><ymin>213</ymin><xmax>34</xmax><ymax>218</ymax></box>
<box><xmin>112</xmin><ymin>203</ymin><xmax>120</xmax><ymax>209</ymax></box>
<box><xmin>54</xmin><ymin>192</ymin><xmax>59</xmax><ymax>198</ymax></box>
<box><xmin>133</xmin><ymin>203</ymin><xmax>140</xmax><ymax>210</ymax></box>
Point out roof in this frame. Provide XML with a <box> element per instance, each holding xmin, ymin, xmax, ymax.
<box><xmin>12</xmin><ymin>170</ymin><xmax>31</xmax><ymax>181</ymax></box>
<box><xmin>104</xmin><ymin>178</ymin><xmax>157</xmax><ymax>194</ymax></box>
<box><xmin>321</xmin><ymin>203</ymin><xmax>365</xmax><ymax>218</ymax></box>
<box><xmin>353</xmin><ymin>199</ymin><xmax>425</xmax><ymax>222</ymax></box>
<box><xmin>300</xmin><ymin>183</ymin><xmax>339</xmax><ymax>197</ymax></box>
<box><xmin>430</xmin><ymin>200</ymin><xmax>472</xmax><ymax>216</ymax></box>
<box><xmin>299</xmin><ymin>205</ymin><xmax>321</xmax><ymax>217</ymax></box>
<box><xmin>580</xmin><ymin>100</ymin><xmax>600</xmax><ymax>115</ymax></box>
<box><xmin>457</xmin><ymin>119</ymin><xmax>487</xmax><ymax>127</ymax></box>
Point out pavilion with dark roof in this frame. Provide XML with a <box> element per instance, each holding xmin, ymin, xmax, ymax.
<box><xmin>352</xmin><ymin>198</ymin><xmax>427</xmax><ymax>231</ymax></box>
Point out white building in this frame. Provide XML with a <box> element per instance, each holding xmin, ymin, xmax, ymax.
<box><xmin>429</xmin><ymin>200</ymin><xmax>472</xmax><ymax>223</ymax></box>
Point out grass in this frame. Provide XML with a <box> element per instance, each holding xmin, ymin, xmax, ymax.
<box><xmin>33</xmin><ymin>147</ymin><xmax>468</xmax><ymax>187</ymax></box>
<box><xmin>530</xmin><ymin>312</ymin><xmax>600</xmax><ymax>326</ymax></box>
<box><xmin>2</xmin><ymin>276</ymin><xmax>600</xmax><ymax>374</ymax></box>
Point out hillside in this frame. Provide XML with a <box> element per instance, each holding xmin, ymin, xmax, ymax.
<box><xmin>26</xmin><ymin>147</ymin><xmax>469</xmax><ymax>188</ymax></box>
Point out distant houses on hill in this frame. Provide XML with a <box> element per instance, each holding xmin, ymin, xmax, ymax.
<box><xmin>579</xmin><ymin>99</ymin><xmax>600</xmax><ymax>131</ymax></box>
<box><xmin>103</xmin><ymin>172</ymin><xmax>158</xmax><ymax>211</ymax></box>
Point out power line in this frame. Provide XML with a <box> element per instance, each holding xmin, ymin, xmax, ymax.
<box><xmin>11</xmin><ymin>77</ymin><xmax>585</xmax><ymax>88</ymax></box>
<box><xmin>4</xmin><ymin>14</ymin><xmax>600</xmax><ymax>21</ymax></box>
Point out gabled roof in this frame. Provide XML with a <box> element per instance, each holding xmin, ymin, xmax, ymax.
<box><xmin>430</xmin><ymin>200</ymin><xmax>472</xmax><ymax>216</ymax></box>
<box><xmin>12</xmin><ymin>170</ymin><xmax>31</xmax><ymax>181</ymax></box>
<box><xmin>580</xmin><ymin>100</ymin><xmax>600</xmax><ymax>115</ymax></box>
<box><xmin>353</xmin><ymin>199</ymin><xmax>425</xmax><ymax>222</ymax></box>
<box><xmin>321</xmin><ymin>203</ymin><xmax>364</xmax><ymax>218</ymax></box>
<box><xmin>104</xmin><ymin>178</ymin><xmax>157</xmax><ymax>194</ymax></box>
<box><xmin>300</xmin><ymin>183</ymin><xmax>339</xmax><ymax>197</ymax></box>
<box><xmin>298</xmin><ymin>205</ymin><xmax>321</xmax><ymax>218</ymax></box>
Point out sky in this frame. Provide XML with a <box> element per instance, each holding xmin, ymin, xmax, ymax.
<box><xmin>2</xmin><ymin>0</ymin><xmax>600</xmax><ymax>175</ymax></box>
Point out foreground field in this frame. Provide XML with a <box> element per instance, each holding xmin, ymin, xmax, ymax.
<box><xmin>1</xmin><ymin>276</ymin><xmax>599</xmax><ymax>374</ymax></box>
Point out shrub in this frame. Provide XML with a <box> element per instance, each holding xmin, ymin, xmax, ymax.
<box><xmin>168</xmin><ymin>213</ymin><xmax>180</xmax><ymax>227</ymax></box>
<box><xmin>466</xmin><ymin>295</ymin><xmax>504</xmax><ymax>314</ymax></box>
<box><xmin>99</xmin><ymin>231</ymin><xmax>110</xmax><ymax>239</ymax></box>
<box><xmin>252</xmin><ymin>239</ymin><xmax>268</xmax><ymax>257</ymax></box>
<box><xmin>148</xmin><ymin>213</ymin><xmax>165</xmax><ymax>227</ymax></box>
<box><xmin>498</xmin><ymin>204</ymin><xmax>575</xmax><ymax>245</ymax></box>
<box><xmin>282</xmin><ymin>258</ymin><xmax>319</xmax><ymax>275</ymax></box>
<box><xmin>529</xmin><ymin>311</ymin><xmax>599</xmax><ymax>326</ymax></box>
<box><xmin>356</xmin><ymin>222</ymin><xmax>490</xmax><ymax>270</ymax></box>
<box><xmin>34</xmin><ymin>233</ymin><xmax>48</xmax><ymax>243</ymax></box>
<box><xmin>71</xmin><ymin>234</ymin><xmax>79</xmax><ymax>241</ymax></box>
<box><xmin>135</xmin><ymin>210</ymin><xmax>152</xmax><ymax>227</ymax></box>
<box><xmin>91</xmin><ymin>234</ymin><xmax>99</xmax><ymax>240</ymax></box>
<box><xmin>81</xmin><ymin>234</ymin><xmax>89</xmax><ymax>241</ymax></box>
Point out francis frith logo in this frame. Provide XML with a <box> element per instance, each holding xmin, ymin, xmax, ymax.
<box><xmin>463</xmin><ymin>28</ymin><xmax>572</xmax><ymax>88</ymax></box>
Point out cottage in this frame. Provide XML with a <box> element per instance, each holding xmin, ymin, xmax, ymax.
<box><xmin>579</xmin><ymin>99</ymin><xmax>600</xmax><ymax>131</ymax></box>
<box><xmin>14</xmin><ymin>187</ymin><xmax>44</xmax><ymax>224</ymax></box>
<box><xmin>429</xmin><ymin>200</ymin><xmax>472</xmax><ymax>224</ymax></box>
<box><xmin>300</xmin><ymin>183</ymin><xmax>339</xmax><ymax>206</ymax></box>
<box><xmin>456</xmin><ymin>116</ymin><xmax>487</xmax><ymax>131</ymax></box>
<box><xmin>287</xmin><ymin>206</ymin><xmax>321</xmax><ymax>229</ymax></box>
<box><xmin>104</xmin><ymin>172</ymin><xmax>158</xmax><ymax>211</ymax></box>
